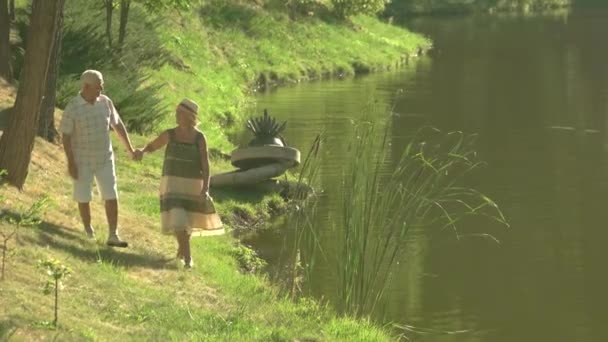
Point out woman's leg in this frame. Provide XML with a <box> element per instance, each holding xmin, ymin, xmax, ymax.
<box><xmin>180</xmin><ymin>231</ymin><xmax>192</xmax><ymax>267</ymax></box>
<box><xmin>175</xmin><ymin>233</ymin><xmax>183</xmax><ymax>260</ymax></box>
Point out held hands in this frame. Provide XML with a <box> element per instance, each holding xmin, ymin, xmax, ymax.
<box><xmin>132</xmin><ymin>148</ymin><xmax>144</xmax><ymax>161</ymax></box>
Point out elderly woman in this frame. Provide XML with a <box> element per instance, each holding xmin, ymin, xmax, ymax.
<box><xmin>135</xmin><ymin>99</ymin><xmax>223</xmax><ymax>268</ymax></box>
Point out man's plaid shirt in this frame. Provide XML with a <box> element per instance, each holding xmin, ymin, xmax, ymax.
<box><xmin>60</xmin><ymin>94</ymin><xmax>122</xmax><ymax>169</ymax></box>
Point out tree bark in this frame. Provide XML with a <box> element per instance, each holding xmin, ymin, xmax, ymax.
<box><xmin>38</xmin><ymin>6</ymin><xmax>64</xmax><ymax>142</ymax></box>
<box><xmin>0</xmin><ymin>0</ymin><xmax>65</xmax><ymax>188</ymax></box>
<box><xmin>117</xmin><ymin>0</ymin><xmax>131</xmax><ymax>50</ymax></box>
<box><xmin>104</xmin><ymin>0</ymin><xmax>113</xmax><ymax>48</ymax></box>
<box><xmin>0</xmin><ymin>0</ymin><xmax>12</xmax><ymax>81</ymax></box>
<box><xmin>8</xmin><ymin>0</ymin><xmax>13</xmax><ymax>21</ymax></box>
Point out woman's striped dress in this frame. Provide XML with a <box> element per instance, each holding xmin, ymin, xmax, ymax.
<box><xmin>160</xmin><ymin>129</ymin><xmax>224</xmax><ymax>236</ymax></box>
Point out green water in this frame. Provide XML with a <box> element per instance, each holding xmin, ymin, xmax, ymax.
<box><xmin>244</xmin><ymin>8</ymin><xmax>608</xmax><ymax>342</ymax></box>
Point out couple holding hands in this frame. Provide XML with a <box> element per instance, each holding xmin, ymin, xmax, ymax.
<box><xmin>60</xmin><ymin>70</ymin><xmax>223</xmax><ymax>268</ymax></box>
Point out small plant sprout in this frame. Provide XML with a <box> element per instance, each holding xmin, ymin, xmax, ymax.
<box><xmin>38</xmin><ymin>258</ymin><xmax>72</xmax><ymax>327</ymax></box>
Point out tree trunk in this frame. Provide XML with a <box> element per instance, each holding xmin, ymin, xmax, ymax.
<box><xmin>117</xmin><ymin>0</ymin><xmax>130</xmax><ymax>50</ymax></box>
<box><xmin>8</xmin><ymin>0</ymin><xmax>13</xmax><ymax>21</ymax></box>
<box><xmin>104</xmin><ymin>0</ymin><xmax>113</xmax><ymax>48</ymax></box>
<box><xmin>0</xmin><ymin>0</ymin><xmax>65</xmax><ymax>189</ymax></box>
<box><xmin>38</xmin><ymin>8</ymin><xmax>64</xmax><ymax>142</ymax></box>
<box><xmin>0</xmin><ymin>0</ymin><xmax>12</xmax><ymax>81</ymax></box>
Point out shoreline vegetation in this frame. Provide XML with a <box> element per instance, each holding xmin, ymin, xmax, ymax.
<box><xmin>385</xmin><ymin>0</ymin><xmax>574</xmax><ymax>17</ymax></box>
<box><xmin>0</xmin><ymin>0</ymin><xmax>574</xmax><ymax>339</ymax></box>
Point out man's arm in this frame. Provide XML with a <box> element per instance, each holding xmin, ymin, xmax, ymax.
<box><xmin>106</xmin><ymin>97</ymin><xmax>135</xmax><ymax>158</ymax></box>
<box><xmin>59</xmin><ymin>102</ymin><xmax>77</xmax><ymax>179</ymax></box>
<box><xmin>113</xmin><ymin>121</ymin><xmax>135</xmax><ymax>159</ymax></box>
<box><xmin>62</xmin><ymin>134</ymin><xmax>78</xmax><ymax>180</ymax></box>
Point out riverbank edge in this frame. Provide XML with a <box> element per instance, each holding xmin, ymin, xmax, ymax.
<box><xmin>385</xmin><ymin>0</ymin><xmax>573</xmax><ymax>17</ymax></box>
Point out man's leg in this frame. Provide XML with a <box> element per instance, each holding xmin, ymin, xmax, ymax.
<box><xmin>74</xmin><ymin>165</ymin><xmax>94</xmax><ymax>238</ymax></box>
<box><xmin>105</xmin><ymin>199</ymin><xmax>118</xmax><ymax>236</ymax></box>
<box><xmin>97</xmin><ymin>160</ymin><xmax>127</xmax><ymax>247</ymax></box>
<box><xmin>78</xmin><ymin>202</ymin><xmax>94</xmax><ymax>237</ymax></box>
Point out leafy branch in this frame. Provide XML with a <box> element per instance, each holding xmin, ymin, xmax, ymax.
<box><xmin>38</xmin><ymin>258</ymin><xmax>72</xmax><ymax>327</ymax></box>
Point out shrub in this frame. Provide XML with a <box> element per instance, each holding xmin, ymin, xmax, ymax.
<box><xmin>330</xmin><ymin>0</ymin><xmax>389</xmax><ymax>19</ymax></box>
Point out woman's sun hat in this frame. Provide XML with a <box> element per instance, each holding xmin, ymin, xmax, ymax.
<box><xmin>179</xmin><ymin>98</ymin><xmax>199</xmax><ymax>115</ymax></box>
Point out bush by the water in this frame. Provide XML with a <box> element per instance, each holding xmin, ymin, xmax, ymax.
<box><xmin>331</xmin><ymin>0</ymin><xmax>390</xmax><ymax>18</ymax></box>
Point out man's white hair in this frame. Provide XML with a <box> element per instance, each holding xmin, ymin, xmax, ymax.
<box><xmin>81</xmin><ymin>70</ymin><xmax>104</xmax><ymax>88</ymax></box>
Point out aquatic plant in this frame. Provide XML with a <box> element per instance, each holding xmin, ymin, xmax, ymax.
<box><xmin>281</xmin><ymin>103</ymin><xmax>508</xmax><ymax>321</ymax></box>
<box><xmin>336</xmin><ymin>115</ymin><xmax>508</xmax><ymax>317</ymax></box>
<box><xmin>246</xmin><ymin>109</ymin><xmax>287</xmax><ymax>146</ymax></box>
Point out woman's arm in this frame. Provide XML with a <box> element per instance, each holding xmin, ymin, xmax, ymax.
<box><xmin>197</xmin><ymin>132</ymin><xmax>210</xmax><ymax>194</ymax></box>
<box><xmin>143</xmin><ymin>130</ymin><xmax>170</xmax><ymax>154</ymax></box>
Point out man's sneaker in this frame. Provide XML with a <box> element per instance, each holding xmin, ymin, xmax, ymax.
<box><xmin>84</xmin><ymin>226</ymin><xmax>95</xmax><ymax>239</ymax></box>
<box><xmin>106</xmin><ymin>234</ymin><xmax>129</xmax><ymax>248</ymax></box>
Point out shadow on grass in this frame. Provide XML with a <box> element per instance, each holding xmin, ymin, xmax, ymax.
<box><xmin>1</xmin><ymin>316</ymin><xmax>70</xmax><ymax>339</ymax></box>
<box><xmin>0</xmin><ymin>318</ymin><xmax>19</xmax><ymax>341</ymax></box>
<box><xmin>0</xmin><ymin>319</ymin><xmax>19</xmax><ymax>340</ymax></box>
<box><xmin>37</xmin><ymin>222</ymin><xmax>175</xmax><ymax>270</ymax></box>
<box><xmin>0</xmin><ymin>210</ymin><xmax>176</xmax><ymax>270</ymax></box>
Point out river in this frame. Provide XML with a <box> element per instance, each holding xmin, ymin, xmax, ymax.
<box><xmin>244</xmin><ymin>8</ymin><xmax>608</xmax><ymax>342</ymax></box>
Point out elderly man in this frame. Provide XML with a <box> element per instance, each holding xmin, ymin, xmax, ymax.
<box><xmin>60</xmin><ymin>70</ymin><xmax>135</xmax><ymax>247</ymax></box>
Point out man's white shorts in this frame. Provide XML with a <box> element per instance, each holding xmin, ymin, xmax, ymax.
<box><xmin>73</xmin><ymin>160</ymin><xmax>118</xmax><ymax>203</ymax></box>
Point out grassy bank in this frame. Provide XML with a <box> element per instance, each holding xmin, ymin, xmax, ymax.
<box><xmin>0</xmin><ymin>84</ymin><xmax>392</xmax><ymax>340</ymax></box>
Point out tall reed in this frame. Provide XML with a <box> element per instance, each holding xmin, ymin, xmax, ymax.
<box><xmin>285</xmin><ymin>133</ymin><xmax>324</xmax><ymax>297</ymax></box>
<box><xmin>337</xmin><ymin>114</ymin><xmax>507</xmax><ymax>317</ymax></box>
<box><xmin>279</xmin><ymin>102</ymin><xmax>507</xmax><ymax>321</ymax></box>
